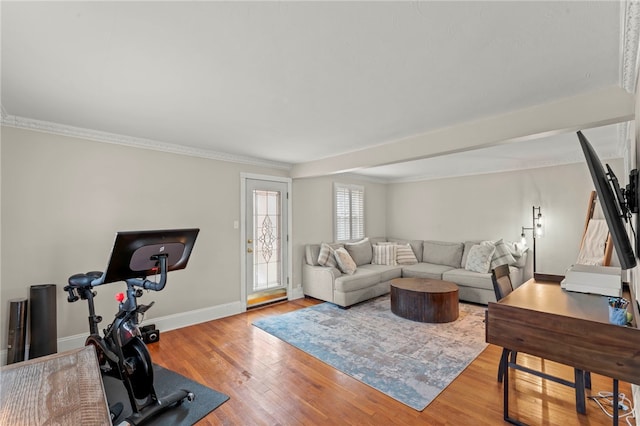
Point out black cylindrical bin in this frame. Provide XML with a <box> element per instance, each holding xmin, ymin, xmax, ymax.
<box><xmin>6</xmin><ymin>298</ymin><xmax>28</xmax><ymax>364</ymax></box>
<box><xmin>29</xmin><ymin>284</ymin><xmax>57</xmax><ymax>359</ymax></box>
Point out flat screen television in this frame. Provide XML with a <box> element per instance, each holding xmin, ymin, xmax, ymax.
<box><xmin>577</xmin><ymin>131</ymin><xmax>637</xmax><ymax>270</ymax></box>
<box><xmin>101</xmin><ymin>228</ymin><xmax>200</xmax><ymax>284</ymax></box>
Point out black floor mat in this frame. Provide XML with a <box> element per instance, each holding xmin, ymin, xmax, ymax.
<box><xmin>102</xmin><ymin>364</ymin><xmax>229</xmax><ymax>425</ymax></box>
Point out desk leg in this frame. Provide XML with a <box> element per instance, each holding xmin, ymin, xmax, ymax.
<box><xmin>503</xmin><ymin>351</ymin><xmax>527</xmax><ymax>426</ymax></box>
<box><xmin>574</xmin><ymin>369</ymin><xmax>586</xmax><ymax>414</ymax></box>
<box><xmin>504</xmin><ymin>353</ymin><xmax>509</xmax><ymax>421</ymax></box>
<box><xmin>613</xmin><ymin>379</ymin><xmax>619</xmax><ymax>425</ymax></box>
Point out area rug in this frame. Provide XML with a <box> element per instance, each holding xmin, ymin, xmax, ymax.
<box><xmin>103</xmin><ymin>364</ymin><xmax>229</xmax><ymax>425</ymax></box>
<box><xmin>253</xmin><ymin>295</ymin><xmax>487</xmax><ymax>411</ymax></box>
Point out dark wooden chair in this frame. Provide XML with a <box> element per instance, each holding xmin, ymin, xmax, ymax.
<box><xmin>490</xmin><ymin>264</ymin><xmax>516</xmax><ymax>382</ymax></box>
<box><xmin>491</xmin><ymin>265</ymin><xmax>591</xmax><ymax>414</ymax></box>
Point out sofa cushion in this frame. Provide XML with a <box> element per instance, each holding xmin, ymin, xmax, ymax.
<box><xmin>305</xmin><ymin>244</ymin><xmax>321</xmax><ymax>266</ymax></box>
<box><xmin>335</xmin><ymin>268</ymin><xmax>383</xmax><ymax>293</ymax></box>
<box><xmin>372</xmin><ymin>244</ymin><xmax>397</xmax><ymax>265</ymax></box>
<box><xmin>422</xmin><ymin>240</ymin><xmax>463</xmax><ymax>268</ymax></box>
<box><xmin>344</xmin><ymin>238</ymin><xmax>373</xmax><ymax>266</ymax></box>
<box><xmin>370</xmin><ymin>236</ymin><xmax>388</xmax><ymax>245</ymax></box>
<box><xmin>388</xmin><ymin>238</ymin><xmax>423</xmax><ymax>262</ymax></box>
<box><xmin>396</xmin><ymin>244</ymin><xmax>418</xmax><ymax>265</ymax></box>
<box><xmin>401</xmin><ymin>262</ymin><xmax>455</xmax><ymax>280</ymax></box>
<box><xmin>334</xmin><ymin>247</ymin><xmax>357</xmax><ymax>274</ymax></box>
<box><xmin>465</xmin><ymin>244</ymin><xmax>495</xmax><ymax>273</ymax></box>
<box><xmin>358</xmin><ymin>264</ymin><xmax>403</xmax><ymax>282</ymax></box>
<box><xmin>442</xmin><ymin>268</ymin><xmax>495</xmax><ymax>291</ymax></box>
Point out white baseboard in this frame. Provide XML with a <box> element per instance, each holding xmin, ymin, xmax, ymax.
<box><xmin>1</xmin><ymin>300</ymin><xmax>244</xmax><ymax>366</ymax></box>
<box><xmin>290</xmin><ymin>285</ymin><xmax>304</xmax><ymax>300</ymax></box>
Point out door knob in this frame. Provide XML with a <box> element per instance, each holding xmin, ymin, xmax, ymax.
<box><xmin>247</xmin><ymin>239</ymin><xmax>253</xmax><ymax>244</ymax></box>
<box><xmin>247</xmin><ymin>248</ymin><xmax>253</xmax><ymax>253</ymax></box>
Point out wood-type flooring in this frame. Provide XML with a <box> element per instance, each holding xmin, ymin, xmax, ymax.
<box><xmin>147</xmin><ymin>297</ymin><xmax>635</xmax><ymax>425</ymax></box>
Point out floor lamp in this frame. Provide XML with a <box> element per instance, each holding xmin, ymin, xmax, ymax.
<box><xmin>521</xmin><ymin>206</ymin><xmax>543</xmax><ymax>279</ymax></box>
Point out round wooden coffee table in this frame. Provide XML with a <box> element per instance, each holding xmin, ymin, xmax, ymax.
<box><xmin>390</xmin><ymin>277</ymin><xmax>459</xmax><ymax>323</ymax></box>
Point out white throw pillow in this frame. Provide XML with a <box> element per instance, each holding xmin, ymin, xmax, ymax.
<box><xmin>396</xmin><ymin>244</ymin><xmax>418</xmax><ymax>265</ymax></box>
<box><xmin>465</xmin><ymin>244</ymin><xmax>496</xmax><ymax>273</ymax></box>
<box><xmin>372</xmin><ymin>244</ymin><xmax>397</xmax><ymax>265</ymax></box>
<box><xmin>508</xmin><ymin>242</ymin><xmax>529</xmax><ymax>267</ymax></box>
<box><xmin>334</xmin><ymin>247</ymin><xmax>357</xmax><ymax>275</ymax></box>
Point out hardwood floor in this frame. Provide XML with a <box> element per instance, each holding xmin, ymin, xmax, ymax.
<box><xmin>147</xmin><ymin>298</ymin><xmax>635</xmax><ymax>425</ymax></box>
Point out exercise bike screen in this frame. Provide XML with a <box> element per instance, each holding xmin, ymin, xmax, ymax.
<box><xmin>130</xmin><ymin>243</ymin><xmax>185</xmax><ymax>272</ymax></box>
<box><xmin>102</xmin><ymin>228</ymin><xmax>199</xmax><ymax>284</ymax></box>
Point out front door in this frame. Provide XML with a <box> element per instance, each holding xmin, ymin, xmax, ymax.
<box><xmin>244</xmin><ymin>177</ymin><xmax>289</xmax><ymax>307</ymax></box>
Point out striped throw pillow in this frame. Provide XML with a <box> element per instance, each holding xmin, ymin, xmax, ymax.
<box><xmin>482</xmin><ymin>239</ymin><xmax>516</xmax><ymax>269</ymax></box>
<box><xmin>396</xmin><ymin>244</ymin><xmax>418</xmax><ymax>265</ymax></box>
<box><xmin>372</xmin><ymin>244</ymin><xmax>397</xmax><ymax>266</ymax></box>
<box><xmin>317</xmin><ymin>243</ymin><xmax>338</xmax><ymax>268</ymax></box>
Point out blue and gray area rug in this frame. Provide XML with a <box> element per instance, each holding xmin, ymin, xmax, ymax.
<box><xmin>253</xmin><ymin>295</ymin><xmax>487</xmax><ymax>411</ymax></box>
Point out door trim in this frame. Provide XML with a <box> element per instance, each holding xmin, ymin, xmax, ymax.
<box><xmin>240</xmin><ymin>173</ymin><xmax>292</xmax><ymax>311</ymax></box>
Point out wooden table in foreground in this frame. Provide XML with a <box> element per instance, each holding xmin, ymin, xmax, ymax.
<box><xmin>390</xmin><ymin>277</ymin><xmax>459</xmax><ymax>323</ymax></box>
<box><xmin>486</xmin><ymin>278</ymin><xmax>640</xmax><ymax>425</ymax></box>
<box><xmin>0</xmin><ymin>345</ymin><xmax>111</xmax><ymax>425</ymax></box>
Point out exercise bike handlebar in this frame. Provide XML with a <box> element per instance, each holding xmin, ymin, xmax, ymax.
<box><xmin>65</xmin><ymin>254</ymin><xmax>170</xmax><ymax>301</ymax></box>
<box><xmin>68</xmin><ymin>254</ymin><xmax>169</xmax><ymax>289</ymax></box>
<box><xmin>128</xmin><ymin>255</ymin><xmax>168</xmax><ymax>292</ymax></box>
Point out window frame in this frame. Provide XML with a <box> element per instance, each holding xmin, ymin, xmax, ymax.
<box><xmin>334</xmin><ymin>183</ymin><xmax>365</xmax><ymax>242</ymax></box>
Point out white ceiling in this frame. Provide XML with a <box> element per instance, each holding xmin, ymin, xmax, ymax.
<box><xmin>1</xmin><ymin>1</ymin><xmax>638</xmax><ymax>181</ymax></box>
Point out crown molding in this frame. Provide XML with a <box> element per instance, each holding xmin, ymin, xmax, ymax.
<box><xmin>0</xmin><ymin>114</ymin><xmax>292</xmax><ymax>171</ymax></box>
<box><xmin>619</xmin><ymin>1</ymin><xmax>640</xmax><ymax>159</ymax></box>
<box><xmin>622</xmin><ymin>0</ymin><xmax>640</xmax><ymax>94</ymax></box>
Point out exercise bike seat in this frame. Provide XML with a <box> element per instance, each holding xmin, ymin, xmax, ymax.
<box><xmin>68</xmin><ymin>271</ymin><xmax>104</xmax><ymax>288</ymax></box>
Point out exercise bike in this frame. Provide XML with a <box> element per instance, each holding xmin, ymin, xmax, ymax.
<box><xmin>64</xmin><ymin>228</ymin><xmax>200</xmax><ymax>425</ymax></box>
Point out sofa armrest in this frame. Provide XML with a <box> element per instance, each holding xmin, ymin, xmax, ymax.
<box><xmin>302</xmin><ymin>263</ymin><xmax>342</xmax><ymax>303</ymax></box>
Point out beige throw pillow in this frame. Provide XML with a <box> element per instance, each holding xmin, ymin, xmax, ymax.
<box><xmin>334</xmin><ymin>247</ymin><xmax>357</xmax><ymax>274</ymax></box>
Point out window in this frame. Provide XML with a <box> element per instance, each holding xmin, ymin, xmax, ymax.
<box><xmin>334</xmin><ymin>183</ymin><xmax>364</xmax><ymax>241</ymax></box>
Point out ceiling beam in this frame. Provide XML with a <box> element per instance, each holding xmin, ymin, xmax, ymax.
<box><xmin>290</xmin><ymin>86</ymin><xmax>635</xmax><ymax>178</ymax></box>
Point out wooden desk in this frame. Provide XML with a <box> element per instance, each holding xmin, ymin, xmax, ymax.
<box><xmin>0</xmin><ymin>345</ymin><xmax>111</xmax><ymax>425</ymax></box>
<box><xmin>486</xmin><ymin>279</ymin><xmax>640</xmax><ymax>425</ymax></box>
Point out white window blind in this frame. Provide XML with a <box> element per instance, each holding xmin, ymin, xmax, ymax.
<box><xmin>334</xmin><ymin>183</ymin><xmax>364</xmax><ymax>241</ymax></box>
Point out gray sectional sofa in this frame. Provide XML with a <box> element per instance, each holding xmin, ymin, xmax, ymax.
<box><xmin>302</xmin><ymin>237</ymin><xmax>527</xmax><ymax>307</ymax></box>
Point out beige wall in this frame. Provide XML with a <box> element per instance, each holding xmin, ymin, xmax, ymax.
<box><xmin>386</xmin><ymin>160</ymin><xmax>624</xmax><ymax>277</ymax></box>
<box><xmin>0</xmin><ymin>126</ymin><xmax>288</xmax><ymax>347</ymax></box>
<box><xmin>1</xmin><ymin>124</ymin><xmax>632</xmax><ymax>351</ymax></box>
